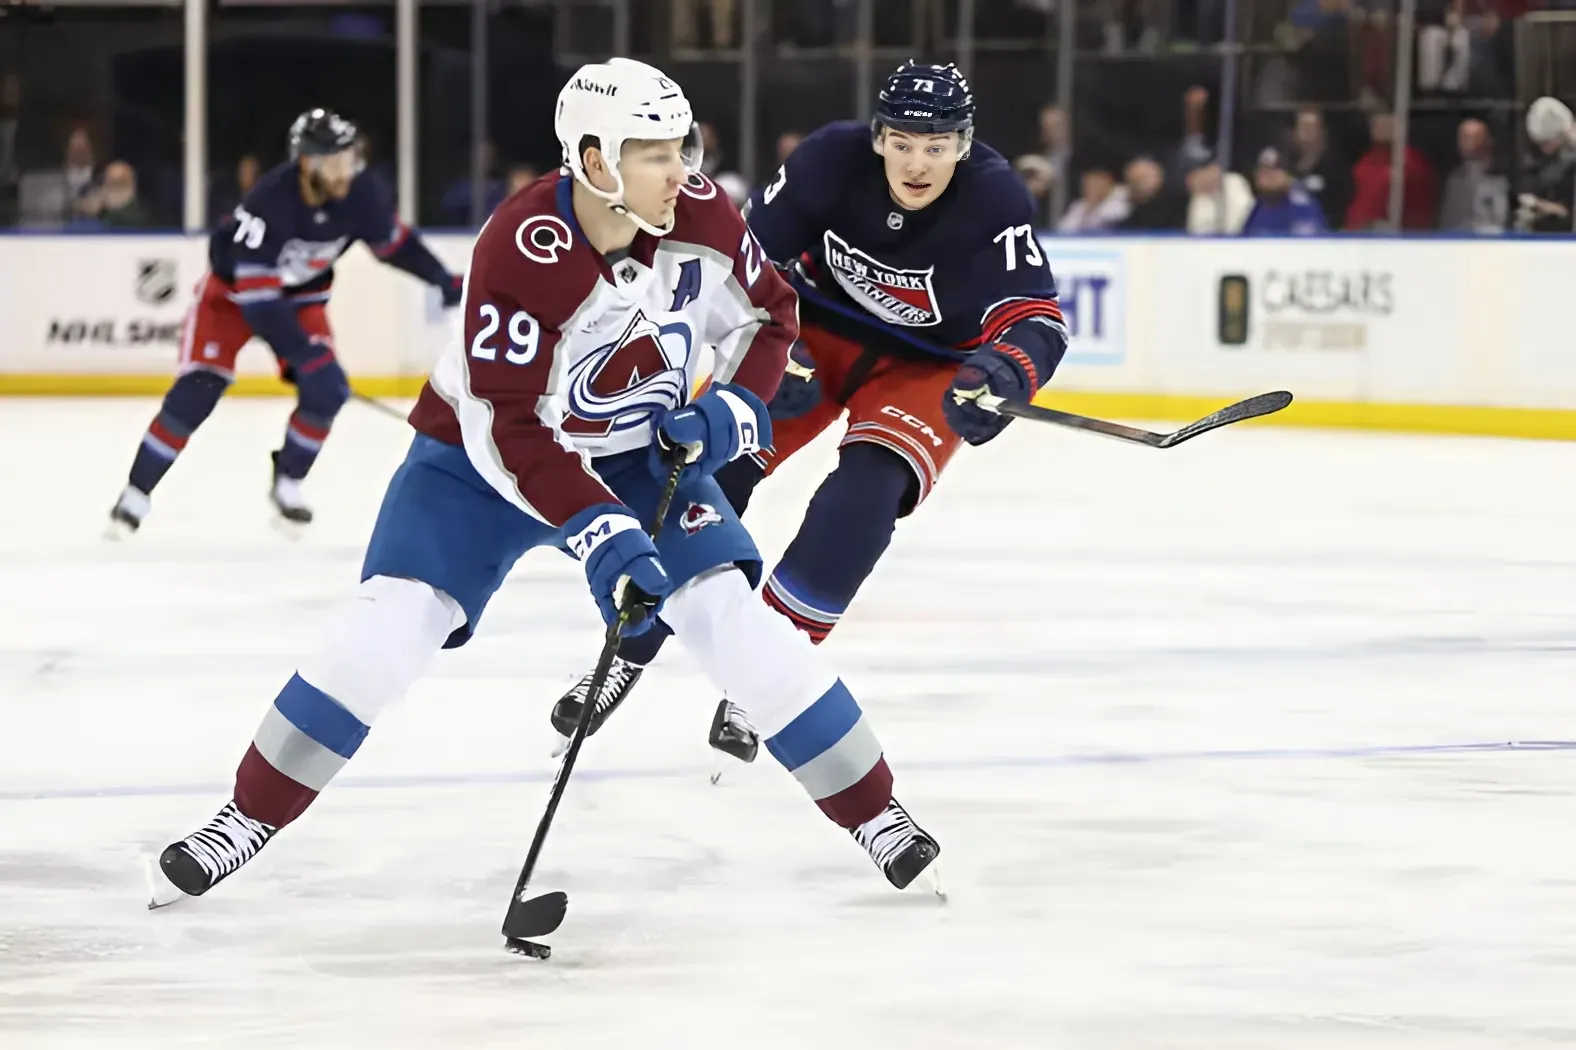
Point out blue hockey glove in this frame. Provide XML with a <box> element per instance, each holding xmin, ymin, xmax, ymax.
<box><xmin>563</xmin><ymin>504</ymin><xmax>672</xmax><ymax>636</ymax></box>
<box><xmin>442</xmin><ymin>274</ymin><xmax>464</xmax><ymax>308</ymax></box>
<box><xmin>767</xmin><ymin>341</ymin><xmax>822</xmax><ymax>421</ymax></box>
<box><xmin>651</xmin><ymin>383</ymin><xmax>771</xmax><ymax>479</ymax></box>
<box><xmin>942</xmin><ymin>342</ymin><xmax>1041</xmax><ymax>446</ymax></box>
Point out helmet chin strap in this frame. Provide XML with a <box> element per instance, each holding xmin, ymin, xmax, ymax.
<box><xmin>574</xmin><ymin>162</ymin><xmax>676</xmax><ymax>238</ymax></box>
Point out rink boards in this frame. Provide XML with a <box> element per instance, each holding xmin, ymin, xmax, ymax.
<box><xmin>3</xmin><ymin>231</ymin><xmax>1575</xmax><ymax>440</ymax></box>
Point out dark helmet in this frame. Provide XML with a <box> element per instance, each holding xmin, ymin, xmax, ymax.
<box><xmin>288</xmin><ymin>108</ymin><xmax>359</xmax><ymax>161</ymax></box>
<box><xmin>873</xmin><ymin>61</ymin><xmax>975</xmax><ymax>157</ymax></box>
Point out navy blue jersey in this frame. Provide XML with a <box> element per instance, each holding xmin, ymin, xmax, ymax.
<box><xmin>209</xmin><ymin>162</ymin><xmax>408</xmax><ymax>305</ymax></box>
<box><xmin>745</xmin><ymin>120</ymin><xmax>1065</xmax><ymax>363</ymax></box>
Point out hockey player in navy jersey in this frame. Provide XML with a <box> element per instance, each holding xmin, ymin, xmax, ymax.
<box><xmin>551</xmin><ymin>61</ymin><xmax>1069</xmax><ymax>761</ymax></box>
<box><xmin>145</xmin><ymin>59</ymin><xmax>940</xmax><ymax>914</ymax></box>
<box><xmin>107</xmin><ymin>109</ymin><xmax>463</xmax><ymax>534</ymax></box>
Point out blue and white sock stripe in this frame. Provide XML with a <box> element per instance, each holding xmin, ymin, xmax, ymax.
<box><xmin>251</xmin><ymin>702</ymin><xmax>351</xmax><ymax>792</ymax></box>
<box><xmin>764</xmin><ymin>570</ymin><xmax>845</xmax><ymax>627</ymax></box>
<box><xmin>764</xmin><ymin>679</ymin><xmax>883</xmax><ymax>800</ymax></box>
<box><xmin>260</xmin><ymin>673</ymin><xmax>371</xmax><ymax>787</ymax></box>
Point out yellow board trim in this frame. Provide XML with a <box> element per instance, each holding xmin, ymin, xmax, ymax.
<box><xmin>0</xmin><ymin>374</ymin><xmax>429</xmax><ymax>398</ymax></box>
<box><xmin>5</xmin><ymin>374</ymin><xmax>1576</xmax><ymax>441</ymax></box>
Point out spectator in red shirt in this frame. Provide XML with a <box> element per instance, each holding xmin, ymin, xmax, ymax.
<box><xmin>1345</xmin><ymin>110</ymin><xmax>1438</xmax><ymax>230</ymax></box>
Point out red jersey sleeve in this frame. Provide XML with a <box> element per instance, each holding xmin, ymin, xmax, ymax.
<box><xmin>450</xmin><ymin>206</ymin><xmax>620</xmax><ymax>528</ymax></box>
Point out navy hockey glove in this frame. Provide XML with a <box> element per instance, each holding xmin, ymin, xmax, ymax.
<box><xmin>767</xmin><ymin>341</ymin><xmax>822</xmax><ymax>421</ymax></box>
<box><xmin>441</xmin><ymin>274</ymin><xmax>464</xmax><ymax>308</ymax></box>
<box><xmin>942</xmin><ymin>342</ymin><xmax>1042</xmax><ymax>446</ymax></box>
<box><xmin>651</xmin><ymin>383</ymin><xmax>771</xmax><ymax>479</ymax></box>
<box><xmin>563</xmin><ymin>504</ymin><xmax>673</xmax><ymax>636</ymax></box>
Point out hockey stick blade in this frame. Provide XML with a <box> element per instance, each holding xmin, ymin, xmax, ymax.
<box><xmin>966</xmin><ymin>389</ymin><xmax>1293</xmax><ymax>448</ymax></box>
<box><xmin>502</xmin><ymin>888</ymin><xmax>568</xmax><ymax>939</ymax></box>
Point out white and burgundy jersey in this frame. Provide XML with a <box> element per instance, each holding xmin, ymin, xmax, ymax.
<box><xmin>409</xmin><ymin>170</ymin><xmax>797</xmax><ymax>528</ymax></box>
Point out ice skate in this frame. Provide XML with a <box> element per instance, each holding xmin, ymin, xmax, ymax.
<box><xmin>105</xmin><ymin>486</ymin><xmax>150</xmax><ymax>539</ymax></box>
<box><xmin>270</xmin><ymin>450</ymin><xmax>314</xmax><ymax>528</ymax></box>
<box><xmin>706</xmin><ymin>698</ymin><xmax>760</xmax><ymax>785</ymax></box>
<box><xmin>852</xmin><ymin>798</ymin><xmax>942</xmax><ymax>894</ymax></box>
<box><xmin>549</xmin><ymin>656</ymin><xmax>644</xmax><ymax>755</ymax></box>
<box><xmin>146</xmin><ymin>799</ymin><xmax>277</xmax><ymax>909</ymax></box>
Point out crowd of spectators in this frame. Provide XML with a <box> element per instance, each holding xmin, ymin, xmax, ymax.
<box><xmin>3</xmin><ymin>0</ymin><xmax>1575</xmax><ymax>235</ymax></box>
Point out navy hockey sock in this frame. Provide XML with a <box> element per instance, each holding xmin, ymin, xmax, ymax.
<box><xmin>274</xmin><ymin>357</ymin><xmax>349</xmax><ymax>480</ymax></box>
<box><xmin>614</xmin><ymin>454</ymin><xmax>769</xmax><ymax>667</ymax></box>
<box><xmin>127</xmin><ymin>370</ymin><xmax>230</xmax><ymax>495</ymax></box>
<box><xmin>762</xmin><ymin>442</ymin><xmax>908</xmax><ymax>643</ymax></box>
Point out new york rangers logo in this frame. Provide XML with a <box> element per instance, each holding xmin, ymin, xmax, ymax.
<box><xmin>563</xmin><ymin>311</ymin><xmax>694</xmax><ymax>437</ymax></box>
<box><xmin>822</xmin><ymin>231</ymin><xmax>942</xmax><ymax>327</ymax></box>
<box><xmin>680</xmin><ymin>502</ymin><xmax>724</xmax><ymax>534</ymax></box>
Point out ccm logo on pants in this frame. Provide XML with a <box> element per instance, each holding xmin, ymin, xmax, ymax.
<box><xmin>880</xmin><ymin>405</ymin><xmax>945</xmax><ymax>448</ymax></box>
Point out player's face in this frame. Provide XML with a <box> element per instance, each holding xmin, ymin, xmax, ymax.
<box><xmin>878</xmin><ymin>129</ymin><xmax>960</xmax><ymax>210</ymax></box>
<box><xmin>303</xmin><ymin>149</ymin><xmax>359</xmax><ymax>200</ymax></box>
<box><xmin>617</xmin><ymin>138</ymin><xmax>689</xmax><ymax>230</ymax></box>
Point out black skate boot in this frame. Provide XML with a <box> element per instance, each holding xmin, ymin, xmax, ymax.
<box><xmin>106</xmin><ymin>486</ymin><xmax>150</xmax><ymax>539</ymax></box>
<box><xmin>270</xmin><ymin>450</ymin><xmax>313</xmax><ymax>525</ymax></box>
<box><xmin>852</xmin><ymin>799</ymin><xmax>941</xmax><ymax>891</ymax></box>
<box><xmin>549</xmin><ymin>656</ymin><xmax>644</xmax><ymax>754</ymax></box>
<box><xmin>708</xmin><ymin>699</ymin><xmax>759</xmax><ymax>763</ymax></box>
<box><xmin>146</xmin><ymin>800</ymin><xmax>277</xmax><ymax>908</ymax></box>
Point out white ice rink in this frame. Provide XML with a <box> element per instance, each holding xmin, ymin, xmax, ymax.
<box><xmin>4</xmin><ymin>397</ymin><xmax>1576</xmax><ymax>1049</ymax></box>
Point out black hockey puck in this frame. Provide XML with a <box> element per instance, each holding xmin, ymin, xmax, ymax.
<box><xmin>503</xmin><ymin>936</ymin><xmax>551</xmax><ymax>959</ymax></box>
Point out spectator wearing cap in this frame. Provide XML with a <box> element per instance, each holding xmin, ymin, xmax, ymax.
<box><xmin>1242</xmin><ymin>147</ymin><xmax>1328</xmax><ymax>235</ymax></box>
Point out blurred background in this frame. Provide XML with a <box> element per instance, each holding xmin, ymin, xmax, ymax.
<box><xmin>1</xmin><ymin>0</ymin><xmax>1573</xmax><ymax>237</ymax></box>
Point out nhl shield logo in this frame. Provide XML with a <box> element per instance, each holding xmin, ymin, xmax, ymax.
<box><xmin>135</xmin><ymin>259</ymin><xmax>177</xmax><ymax>305</ymax></box>
<box><xmin>821</xmin><ymin>231</ymin><xmax>940</xmax><ymax>327</ymax></box>
<box><xmin>680</xmin><ymin>502</ymin><xmax>724</xmax><ymax>535</ymax></box>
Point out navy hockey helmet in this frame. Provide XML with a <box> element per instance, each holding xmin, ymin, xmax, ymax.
<box><xmin>288</xmin><ymin>108</ymin><xmax>360</xmax><ymax>161</ymax></box>
<box><xmin>873</xmin><ymin>61</ymin><xmax>975</xmax><ymax>158</ymax></box>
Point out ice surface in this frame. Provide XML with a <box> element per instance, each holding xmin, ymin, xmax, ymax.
<box><xmin>4</xmin><ymin>398</ymin><xmax>1576</xmax><ymax>1049</ymax></box>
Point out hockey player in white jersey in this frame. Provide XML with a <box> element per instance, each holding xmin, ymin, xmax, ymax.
<box><xmin>148</xmin><ymin>58</ymin><xmax>940</xmax><ymax>911</ymax></box>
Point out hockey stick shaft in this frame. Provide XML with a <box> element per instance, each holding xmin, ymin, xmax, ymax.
<box><xmin>502</xmin><ymin>456</ymin><xmax>688</xmax><ymax>935</ymax></box>
<box><xmin>959</xmin><ymin>389</ymin><xmax>1293</xmax><ymax>449</ymax></box>
<box><xmin>351</xmin><ymin>389</ymin><xmax>409</xmax><ymax>421</ymax></box>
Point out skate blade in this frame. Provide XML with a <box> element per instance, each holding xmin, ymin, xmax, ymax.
<box><xmin>142</xmin><ymin>853</ymin><xmax>187</xmax><ymax>910</ymax></box>
<box><xmin>549</xmin><ymin>733</ymin><xmax>570</xmax><ymax>759</ymax></box>
<box><xmin>269</xmin><ymin>514</ymin><xmax>309</xmax><ymax>541</ymax></box>
<box><xmin>103</xmin><ymin>519</ymin><xmax>136</xmax><ymax>542</ymax></box>
<box><xmin>915</xmin><ymin>861</ymin><xmax>946</xmax><ymax>902</ymax></box>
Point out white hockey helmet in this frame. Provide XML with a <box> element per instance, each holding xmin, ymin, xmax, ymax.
<box><xmin>554</xmin><ymin>57</ymin><xmax>704</xmax><ymax>235</ymax></box>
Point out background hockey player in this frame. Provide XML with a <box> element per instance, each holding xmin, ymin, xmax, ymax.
<box><xmin>107</xmin><ymin>108</ymin><xmax>463</xmax><ymax>535</ymax></box>
<box><xmin>146</xmin><ymin>59</ymin><xmax>940</xmax><ymax>914</ymax></box>
<box><xmin>552</xmin><ymin>61</ymin><xmax>1069</xmax><ymax>761</ymax></box>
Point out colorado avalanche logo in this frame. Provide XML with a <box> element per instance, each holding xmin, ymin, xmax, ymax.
<box><xmin>822</xmin><ymin>231</ymin><xmax>941</xmax><ymax>327</ymax></box>
<box><xmin>563</xmin><ymin>310</ymin><xmax>694</xmax><ymax>437</ymax></box>
<box><xmin>680</xmin><ymin>502</ymin><xmax>724</xmax><ymax>534</ymax></box>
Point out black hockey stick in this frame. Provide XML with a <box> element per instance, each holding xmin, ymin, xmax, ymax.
<box><xmin>957</xmin><ymin>388</ymin><xmax>1294</xmax><ymax>448</ymax></box>
<box><xmin>499</xmin><ymin>454</ymin><xmax>689</xmax><ymax>959</ymax></box>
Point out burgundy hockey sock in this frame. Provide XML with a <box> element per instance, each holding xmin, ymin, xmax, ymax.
<box><xmin>762</xmin><ymin>442</ymin><xmax>908</xmax><ymax>643</ymax></box>
<box><xmin>127</xmin><ymin>370</ymin><xmax>229</xmax><ymax>495</ymax></box>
